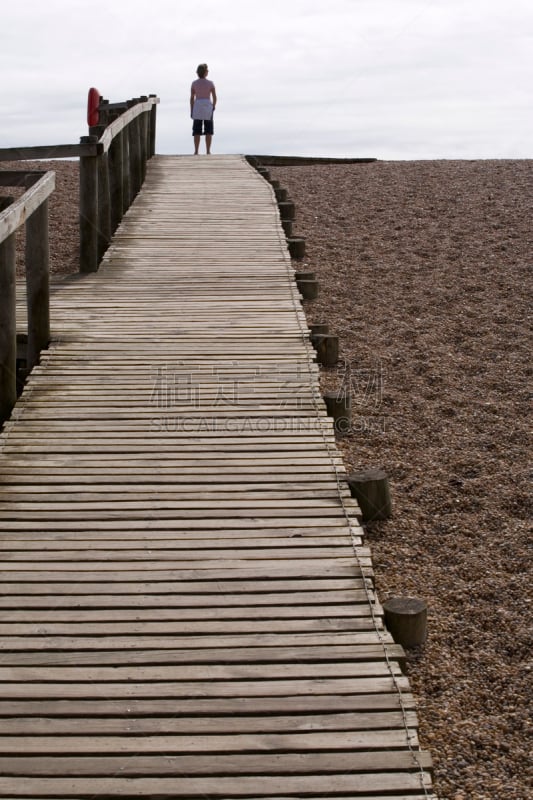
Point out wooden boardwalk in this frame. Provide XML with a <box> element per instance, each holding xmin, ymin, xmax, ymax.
<box><xmin>0</xmin><ymin>155</ymin><xmax>435</xmax><ymax>798</ymax></box>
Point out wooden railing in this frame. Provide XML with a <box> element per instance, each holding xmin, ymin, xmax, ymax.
<box><xmin>0</xmin><ymin>93</ymin><xmax>159</xmax><ymax>273</ymax></box>
<box><xmin>0</xmin><ymin>170</ymin><xmax>54</xmax><ymax>423</ymax></box>
<box><xmin>0</xmin><ymin>93</ymin><xmax>159</xmax><ymax>422</ymax></box>
<box><xmin>80</xmin><ymin>94</ymin><xmax>159</xmax><ymax>272</ymax></box>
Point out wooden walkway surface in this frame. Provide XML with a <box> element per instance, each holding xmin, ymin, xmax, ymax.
<box><xmin>0</xmin><ymin>155</ymin><xmax>435</xmax><ymax>798</ymax></box>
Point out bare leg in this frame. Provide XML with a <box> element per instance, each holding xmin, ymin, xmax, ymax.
<box><xmin>193</xmin><ymin>135</ymin><xmax>200</xmax><ymax>155</ymax></box>
<box><xmin>205</xmin><ymin>134</ymin><xmax>212</xmax><ymax>154</ymax></box>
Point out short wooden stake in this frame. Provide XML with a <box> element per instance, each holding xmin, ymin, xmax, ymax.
<box><xmin>274</xmin><ymin>187</ymin><xmax>288</xmax><ymax>202</ymax></box>
<box><xmin>297</xmin><ymin>279</ymin><xmax>319</xmax><ymax>301</ymax></box>
<box><xmin>281</xmin><ymin>219</ymin><xmax>293</xmax><ymax>237</ymax></box>
<box><xmin>347</xmin><ymin>468</ymin><xmax>392</xmax><ymax>521</ymax></box>
<box><xmin>288</xmin><ymin>237</ymin><xmax>306</xmax><ymax>259</ymax></box>
<box><xmin>295</xmin><ymin>271</ymin><xmax>315</xmax><ymax>282</ymax></box>
<box><xmin>323</xmin><ymin>390</ymin><xmax>351</xmax><ymax>434</ymax></box>
<box><xmin>383</xmin><ymin>597</ymin><xmax>428</xmax><ymax>648</ymax></box>
<box><xmin>309</xmin><ymin>323</ymin><xmax>329</xmax><ymax>336</ymax></box>
<box><xmin>312</xmin><ymin>334</ymin><xmax>338</xmax><ymax>367</ymax></box>
<box><xmin>278</xmin><ymin>200</ymin><xmax>295</xmax><ymax>220</ymax></box>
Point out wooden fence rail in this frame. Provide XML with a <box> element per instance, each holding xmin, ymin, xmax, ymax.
<box><xmin>80</xmin><ymin>94</ymin><xmax>159</xmax><ymax>272</ymax></box>
<box><xmin>0</xmin><ymin>93</ymin><xmax>159</xmax><ymax>422</ymax></box>
<box><xmin>0</xmin><ymin>170</ymin><xmax>55</xmax><ymax>424</ymax></box>
<box><xmin>0</xmin><ymin>93</ymin><xmax>159</xmax><ymax>273</ymax></box>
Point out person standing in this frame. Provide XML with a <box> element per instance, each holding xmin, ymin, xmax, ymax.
<box><xmin>190</xmin><ymin>64</ymin><xmax>217</xmax><ymax>155</ymax></box>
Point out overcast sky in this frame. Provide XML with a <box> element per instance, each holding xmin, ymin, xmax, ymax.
<box><xmin>1</xmin><ymin>0</ymin><xmax>531</xmax><ymax>160</ymax></box>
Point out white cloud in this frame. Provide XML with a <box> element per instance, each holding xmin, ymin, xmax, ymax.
<box><xmin>1</xmin><ymin>0</ymin><xmax>531</xmax><ymax>158</ymax></box>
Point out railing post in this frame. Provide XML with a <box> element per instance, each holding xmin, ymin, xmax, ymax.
<box><xmin>97</xmin><ymin>149</ymin><xmax>111</xmax><ymax>261</ymax></box>
<box><xmin>25</xmin><ymin>195</ymin><xmax>50</xmax><ymax>371</ymax></box>
<box><xmin>139</xmin><ymin>96</ymin><xmax>148</xmax><ymax>181</ymax></box>
<box><xmin>0</xmin><ymin>197</ymin><xmax>17</xmax><ymax>424</ymax></box>
<box><xmin>121</xmin><ymin>127</ymin><xmax>131</xmax><ymax>214</ymax></box>
<box><xmin>128</xmin><ymin>99</ymin><xmax>142</xmax><ymax>200</ymax></box>
<box><xmin>90</xmin><ymin>108</ymin><xmax>112</xmax><ymax>264</ymax></box>
<box><xmin>109</xmin><ymin>122</ymin><xmax>124</xmax><ymax>234</ymax></box>
<box><xmin>79</xmin><ymin>135</ymin><xmax>99</xmax><ymax>273</ymax></box>
<box><xmin>149</xmin><ymin>94</ymin><xmax>157</xmax><ymax>157</ymax></box>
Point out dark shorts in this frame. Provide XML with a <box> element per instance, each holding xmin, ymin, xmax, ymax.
<box><xmin>192</xmin><ymin>118</ymin><xmax>214</xmax><ymax>136</ymax></box>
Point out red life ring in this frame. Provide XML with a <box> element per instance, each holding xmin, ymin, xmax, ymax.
<box><xmin>87</xmin><ymin>87</ymin><xmax>101</xmax><ymax>127</ymax></box>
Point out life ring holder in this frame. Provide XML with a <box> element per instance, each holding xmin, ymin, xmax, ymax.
<box><xmin>87</xmin><ymin>87</ymin><xmax>101</xmax><ymax>127</ymax></box>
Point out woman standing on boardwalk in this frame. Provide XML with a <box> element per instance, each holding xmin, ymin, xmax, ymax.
<box><xmin>190</xmin><ymin>63</ymin><xmax>217</xmax><ymax>155</ymax></box>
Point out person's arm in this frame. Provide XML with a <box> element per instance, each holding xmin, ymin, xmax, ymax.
<box><xmin>211</xmin><ymin>86</ymin><xmax>217</xmax><ymax>110</ymax></box>
<box><xmin>190</xmin><ymin>87</ymin><xmax>195</xmax><ymax>117</ymax></box>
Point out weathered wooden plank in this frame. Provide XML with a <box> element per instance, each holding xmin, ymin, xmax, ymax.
<box><xmin>0</xmin><ymin>730</ymin><xmax>416</xmax><ymax>753</ymax></box>
<box><xmin>0</xmin><ymin>709</ymin><xmax>417</xmax><ymax>734</ymax></box>
<box><xmin>0</xmin><ymin>643</ymin><xmax>403</xmax><ymax>667</ymax></box>
<box><xmin>0</xmin><ymin>750</ymin><xmax>431</xmax><ymax>775</ymax></box>
<box><xmin>0</xmin><ymin>774</ymin><xmax>434</xmax><ymax>796</ymax></box>
<box><xmin>0</xmin><ymin>692</ymin><xmax>416</xmax><ymax>718</ymax></box>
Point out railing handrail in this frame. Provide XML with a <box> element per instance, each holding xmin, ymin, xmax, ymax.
<box><xmin>0</xmin><ymin>96</ymin><xmax>159</xmax><ymax>162</ymax></box>
<box><xmin>0</xmin><ymin>169</ymin><xmax>54</xmax><ymax>423</ymax></box>
<box><xmin>0</xmin><ymin>170</ymin><xmax>55</xmax><ymax>244</ymax></box>
<box><xmin>0</xmin><ymin>93</ymin><xmax>159</xmax><ymax>271</ymax></box>
<box><xmin>98</xmin><ymin>96</ymin><xmax>159</xmax><ymax>153</ymax></box>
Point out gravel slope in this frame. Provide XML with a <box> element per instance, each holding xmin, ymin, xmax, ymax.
<box><xmin>270</xmin><ymin>160</ymin><xmax>532</xmax><ymax>800</ymax></box>
<box><xmin>2</xmin><ymin>156</ymin><xmax>531</xmax><ymax>800</ymax></box>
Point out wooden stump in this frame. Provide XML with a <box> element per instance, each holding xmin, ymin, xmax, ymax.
<box><xmin>297</xmin><ymin>279</ymin><xmax>319</xmax><ymax>301</ymax></box>
<box><xmin>324</xmin><ymin>390</ymin><xmax>351</xmax><ymax>434</ymax></box>
<box><xmin>288</xmin><ymin>237</ymin><xmax>306</xmax><ymax>259</ymax></box>
<box><xmin>295</xmin><ymin>271</ymin><xmax>315</xmax><ymax>282</ymax></box>
<box><xmin>347</xmin><ymin>468</ymin><xmax>392</xmax><ymax>521</ymax></box>
<box><xmin>274</xmin><ymin>187</ymin><xmax>288</xmax><ymax>203</ymax></box>
<box><xmin>309</xmin><ymin>323</ymin><xmax>329</xmax><ymax>336</ymax></box>
<box><xmin>281</xmin><ymin>219</ymin><xmax>293</xmax><ymax>237</ymax></box>
<box><xmin>278</xmin><ymin>200</ymin><xmax>295</xmax><ymax>220</ymax></box>
<box><xmin>311</xmin><ymin>334</ymin><xmax>338</xmax><ymax>367</ymax></box>
<box><xmin>383</xmin><ymin>597</ymin><xmax>428</xmax><ymax>648</ymax></box>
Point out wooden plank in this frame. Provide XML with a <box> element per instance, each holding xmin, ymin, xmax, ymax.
<box><xmin>0</xmin><ymin>774</ymin><xmax>434</xmax><ymax>796</ymax></box>
<box><xmin>0</xmin><ymin>751</ymin><xmax>431</xmax><ymax>775</ymax></box>
<box><xmin>0</xmin><ymin>709</ymin><xmax>418</xmax><ymax>734</ymax></box>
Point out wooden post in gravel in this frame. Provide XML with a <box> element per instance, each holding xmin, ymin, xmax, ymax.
<box><xmin>383</xmin><ymin>597</ymin><xmax>427</xmax><ymax>648</ymax></box>
<box><xmin>24</xmin><ymin>193</ymin><xmax>50</xmax><ymax>370</ymax></box>
<box><xmin>309</xmin><ymin>323</ymin><xmax>329</xmax><ymax>336</ymax></box>
<box><xmin>324</xmin><ymin>390</ymin><xmax>351</xmax><ymax>434</ymax></box>
<box><xmin>79</xmin><ymin>136</ymin><xmax>99</xmax><ymax>273</ymax></box>
<box><xmin>312</xmin><ymin>333</ymin><xmax>339</xmax><ymax>366</ymax></box>
<box><xmin>295</xmin><ymin>271</ymin><xmax>319</xmax><ymax>301</ymax></box>
<box><xmin>288</xmin><ymin>237</ymin><xmax>306</xmax><ymax>259</ymax></box>
<box><xmin>281</xmin><ymin>219</ymin><xmax>293</xmax><ymax>237</ymax></box>
<box><xmin>0</xmin><ymin>197</ymin><xmax>16</xmax><ymax>423</ymax></box>
<box><xmin>347</xmin><ymin>468</ymin><xmax>393</xmax><ymax>521</ymax></box>
<box><xmin>278</xmin><ymin>200</ymin><xmax>296</xmax><ymax>220</ymax></box>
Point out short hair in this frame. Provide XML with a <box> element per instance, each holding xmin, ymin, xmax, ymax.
<box><xmin>196</xmin><ymin>64</ymin><xmax>208</xmax><ymax>78</ymax></box>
